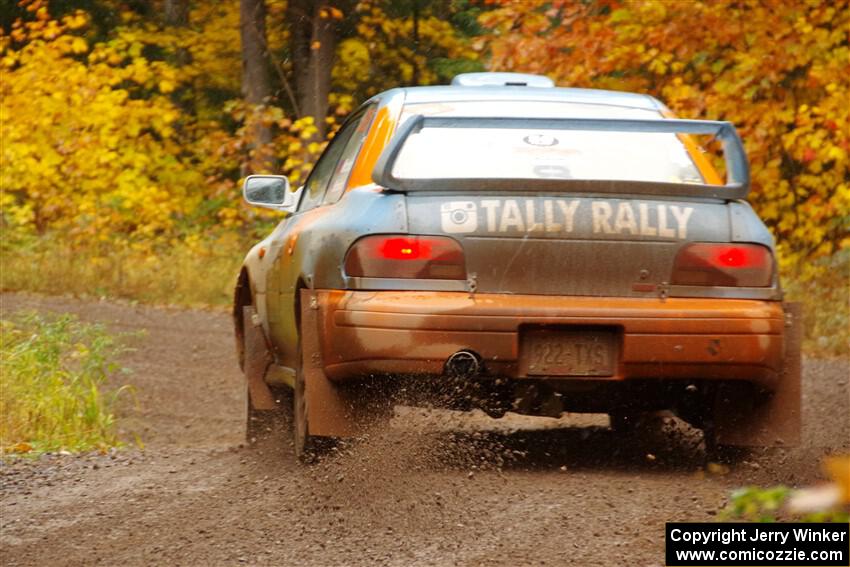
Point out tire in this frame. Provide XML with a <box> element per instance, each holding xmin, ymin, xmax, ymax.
<box><xmin>246</xmin><ymin>385</ymin><xmax>291</xmax><ymax>444</ymax></box>
<box><xmin>702</xmin><ymin>423</ymin><xmax>750</xmax><ymax>464</ymax></box>
<box><xmin>608</xmin><ymin>411</ymin><xmax>647</xmax><ymax>434</ymax></box>
<box><xmin>702</xmin><ymin>383</ymin><xmax>754</xmax><ymax>464</ymax></box>
<box><xmin>293</xmin><ymin>340</ymin><xmax>334</xmax><ymax>462</ymax></box>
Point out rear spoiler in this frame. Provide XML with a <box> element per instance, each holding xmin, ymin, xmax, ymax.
<box><xmin>372</xmin><ymin>115</ymin><xmax>749</xmax><ymax>199</ymax></box>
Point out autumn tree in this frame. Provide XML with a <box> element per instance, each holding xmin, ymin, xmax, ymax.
<box><xmin>0</xmin><ymin>5</ymin><xmax>200</xmax><ymax>240</ymax></box>
<box><xmin>333</xmin><ymin>0</ymin><xmax>483</xmax><ymax>102</ymax></box>
<box><xmin>286</xmin><ymin>1</ymin><xmax>350</xmax><ymax>138</ymax></box>
<box><xmin>0</xmin><ymin>0</ymin><xmax>483</xmax><ymax>233</ymax></box>
<box><xmin>240</xmin><ymin>0</ymin><xmax>275</xmax><ymax>173</ymax></box>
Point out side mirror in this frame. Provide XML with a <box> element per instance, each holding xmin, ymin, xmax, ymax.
<box><xmin>242</xmin><ymin>175</ymin><xmax>300</xmax><ymax>213</ymax></box>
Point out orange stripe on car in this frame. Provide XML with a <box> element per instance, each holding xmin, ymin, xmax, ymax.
<box><xmin>662</xmin><ymin>108</ymin><xmax>724</xmax><ymax>186</ymax></box>
<box><xmin>347</xmin><ymin>106</ymin><xmax>397</xmax><ymax>190</ymax></box>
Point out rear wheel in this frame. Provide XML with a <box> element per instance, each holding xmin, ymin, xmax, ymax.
<box><xmin>608</xmin><ymin>411</ymin><xmax>653</xmax><ymax>434</ymax></box>
<box><xmin>293</xmin><ymin>340</ymin><xmax>334</xmax><ymax>462</ymax></box>
<box><xmin>702</xmin><ymin>382</ymin><xmax>755</xmax><ymax>464</ymax></box>
<box><xmin>702</xmin><ymin>422</ymin><xmax>750</xmax><ymax>464</ymax></box>
<box><xmin>246</xmin><ymin>385</ymin><xmax>291</xmax><ymax>444</ymax></box>
<box><xmin>242</xmin><ymin>302</ymin><xmax>291</xmax><ymax>444</ymax></box>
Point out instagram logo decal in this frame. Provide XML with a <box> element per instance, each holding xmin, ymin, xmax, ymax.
<box><xmin>440</xmin><ymin>201</ymin><xmax>478</xmax><ymax>233</ymax></box>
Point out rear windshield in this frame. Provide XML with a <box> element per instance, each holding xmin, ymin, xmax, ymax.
<box><xmin>397</xmin><ymin>101</ymin><xmax>705</xmax><ymax>185</ymax></box>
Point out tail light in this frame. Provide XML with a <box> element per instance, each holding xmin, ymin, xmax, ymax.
<box><xmin>344</xmin><ymin>235</ymin><xmax>466</xmax><ymax>279</ymax></box>
<box><xmin>671</xmin><ymin>243</ymin><xmax>774</xmax><ymax>287</ymax></box>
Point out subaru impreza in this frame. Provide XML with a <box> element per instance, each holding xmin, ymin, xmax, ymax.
<box><xmin>233</xmin><ymin>72</ymin><xmax>801</xmax><ymax>460</ymax></box>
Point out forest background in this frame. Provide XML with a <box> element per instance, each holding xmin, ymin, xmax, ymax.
<box><xmin>1</xmin><ymin>0</ymin><xmax>848</xmax><ymax>355</ymax></box>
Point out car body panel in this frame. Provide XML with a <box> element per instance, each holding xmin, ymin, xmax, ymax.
<box><xmin>263</xmin><ymin>188</ymin><xmax>409</xmax><ymax>368</ymax></box>
<box><xmin>312</xmin><ymin>290</ymin><xmax>784</xmax><ymax>385</ymax></box>
<box><xmin>405</xmin><ymin>193</ymin><xmax>768</xmax><ymax>297</ymax></box>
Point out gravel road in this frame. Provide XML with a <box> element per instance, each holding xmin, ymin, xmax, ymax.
<box><xmin>1</xmin><ymin>292</ymin><xmax>847</xmax><ymax>567</ymax></box>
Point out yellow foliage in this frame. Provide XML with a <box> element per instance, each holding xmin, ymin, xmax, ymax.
<box><xmin>1</xmin><ymin>10</ymin><xmax>204</xmax><ymax>243</ymax></box>
<box><xmin>333</xmin><ymin>1</ymin><xmax>480</xmax><ymax>98</ymax></box>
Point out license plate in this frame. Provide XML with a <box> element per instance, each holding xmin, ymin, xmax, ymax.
<box><xmin>521</xmin><ymin>328</ymin><xmax>616</xmax><ymax>377</ymax></box>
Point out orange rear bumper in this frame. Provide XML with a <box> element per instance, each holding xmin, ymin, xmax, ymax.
<box><xmin>313</xmin><ymin>290</ymin><xmax>785</xmax><ymax>387</ymax></box>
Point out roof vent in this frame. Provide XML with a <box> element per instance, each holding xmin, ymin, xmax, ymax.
<box><xmin>451</xmin><ymin>72</ymin><xmax>555</xmax><ymax>88</ymax></box>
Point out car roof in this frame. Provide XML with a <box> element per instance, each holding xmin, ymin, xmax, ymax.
<box><xmin>385</xmin><ymin>85</ymin><xmax>664</xmax><ymax>112</ymax></box>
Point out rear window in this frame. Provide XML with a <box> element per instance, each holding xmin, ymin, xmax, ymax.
<box><xmin>397</xmin><ymin>101</ymin><xmax>705</xmax><ymax>185</ymax></box>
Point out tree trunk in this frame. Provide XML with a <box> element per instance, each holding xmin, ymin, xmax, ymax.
<box><xmin>164</xmin><ymin>0</ymin><xmax>189</xmax><ymax>26</ymax></box>
<box><xmin>241</xmin><ymin>0</ymin><xmax>276</xmax><ymax>173</ymax></box>
<box><xmin>411</xmin><ymin>0</ymin><xmax>420</xmax><ymax>86</ymax></box>
<box><xmin>287</xmin><ymin>1</ymin><xmax>340</xmax><ymax>139</ymax></box>
<box><xmin>163</xmin><ymin>0</ymin><xmax>191</xmax><ymax>70</ymax></box>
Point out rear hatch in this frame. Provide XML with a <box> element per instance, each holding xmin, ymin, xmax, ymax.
<box><xmin>374</xmin><ymin>111</ymin><xmax>752</xmax><ymax>298</ymax></box>
<box><xmin>406</xmin><ymin>193</ymin><xmax>730</xmax><ymax>297</ymax></box>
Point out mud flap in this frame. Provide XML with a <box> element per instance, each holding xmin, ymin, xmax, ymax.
<box><xmin>243</xmin><ymin>306</ymin><xmax>276</xmax><ymax>411</ymax></box>
<box><xmin>300</xmin><ymin>289</ymin><xmax>363</xmax><ymax>438</ymax></box>
<box><xmin>714</xmin><ymin>302</ymin><xmax>802</xmax><ymax>447</ymax></box>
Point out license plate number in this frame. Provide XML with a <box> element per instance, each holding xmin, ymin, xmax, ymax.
<box><xmin>522</xmin><ymin>329</ymin><xmax>616</xmax><ymax>377</ymax></box>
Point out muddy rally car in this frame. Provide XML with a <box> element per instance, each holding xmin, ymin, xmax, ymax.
<box><xmin>234</xmin><ymin>72</ymin><xmax>801</xmax><ymax>460</ymax></box>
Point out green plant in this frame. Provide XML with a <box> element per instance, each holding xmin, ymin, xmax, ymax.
<box><xmin>721</xmin><ymin>485</ymin><xmax>850</xmax><ymax>523</ymax></box>
<box><xmin>0</xmin><ymin>312</ymin><xmax>132</xmax><ymax>453</ymax></box>
<box><xmin>721</xmin><ymin>486</ymin><xmax>792</xmax><ymax>522</ymax></box>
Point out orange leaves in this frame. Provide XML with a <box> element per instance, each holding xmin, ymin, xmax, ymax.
<box><xmin>319</xmin><ymin>6</ymin><xmax>344</xmax><ymax>20</ymax></box>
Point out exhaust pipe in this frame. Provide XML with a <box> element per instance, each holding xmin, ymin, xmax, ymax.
<box><xmin>445</xmin><ymin>350</ymin><xmax>481</xmax><ymax>378</ymax></box>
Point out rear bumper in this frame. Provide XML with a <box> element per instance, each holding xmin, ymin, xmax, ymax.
<box><xmin>312</xmin><ymin>290</ymin><xmax>785</xmax><ymax>387</ymax></box>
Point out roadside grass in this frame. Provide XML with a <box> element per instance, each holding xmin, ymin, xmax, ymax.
<box><xmin>1</xmin><ymin>232</ymin><xmax>250</xmax><ymax>308</ymax></box>
<box><xmin>0</xmin><ymin>312</ymin><xmax>132</xmax><ymax>454</ymax></box>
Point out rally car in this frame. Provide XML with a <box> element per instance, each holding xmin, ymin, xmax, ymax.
<box><xmin>234</xmin><ymin>72</ymin><xmax>801</xmax><ymax>460</ymax></box>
